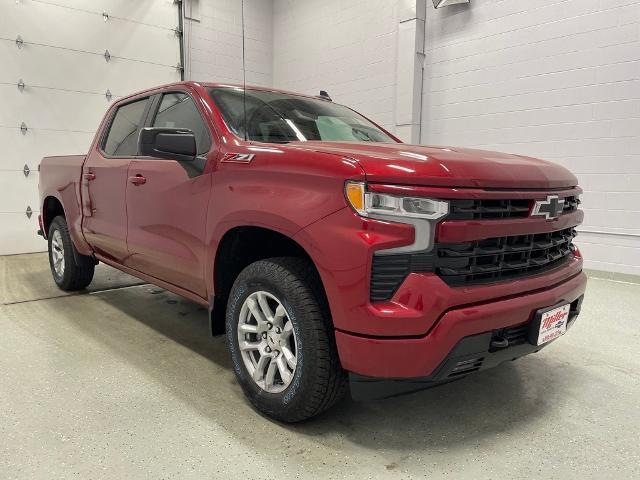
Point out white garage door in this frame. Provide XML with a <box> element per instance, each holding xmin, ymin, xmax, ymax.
<box><xmin>0</xmin><ymin>0</ymin><xmax>182</xmax><ymax>255</ymax></box>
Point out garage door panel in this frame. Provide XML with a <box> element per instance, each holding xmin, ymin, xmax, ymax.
<box><xmin>1</xmin><ymin>42</ymin><xmax>179</xmax><ymax>95</ymax></box>
<box><xmin>0</xmin><ymin>129</ymin><xmax>93</xmax><ymax>171</ymax></box>
<box><xmin>1</xmin><ymin>2</ymin><xmax>179</xmax><ymax>66</ymax></box>
<box><xmin>1</xmin><ymin>0</ymin><xmax>182</xmax><ymax>255</ymax></box>
<box><xmin>88</xmin><ymin>56</ymin><xmax>180</xmax><ymax>95</ymax></box>
<box><xmin>1</xmin><ymin>85</ymin><xmax>112</xmax><ymax>132</ymax></box>
<box><xmin>0</xmin><ymin>213</ymin><xmax>44</xmax><ymax>255</ymax></box>
<box><xmin>0</xmin><ymin>171</ymin><xmax>40</xmax><ymax>213</ymax></box>
<box><xmin>23</xmin><ymin>0</ymin><xmax>180</xmax><ymax>30</ymax></box>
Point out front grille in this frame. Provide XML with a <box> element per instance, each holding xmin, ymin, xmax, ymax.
<box><xmin>369</xmin><ymin>227</ymin><xmax>576</xmax><ymax>301</ymax></box>
<box><xmin>369</xmin><ymin>188</ymin><xmax>581</xmax><ymax>301</ymax></box>
<box><xmin>436</xmin><ymin>228</ymin><xmax>576</xmax><ymax>286</ymax></box>
<box><xmin>448</xmin><ymin>195</ymin><xmax>580</xmax><ymax>220</ymax></box>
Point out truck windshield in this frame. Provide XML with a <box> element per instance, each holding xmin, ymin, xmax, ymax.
<box><xmin>208</xmin><ymin>87</ymin><xmax>396</xmax><ymax>144</ymax></box>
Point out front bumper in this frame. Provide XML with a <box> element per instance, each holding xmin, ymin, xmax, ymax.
<box><xmin>349</xmin><ymin>293</ymin><xmax>583</xmax><ymax>400</ymax></box>
<box><xmin>335</xmin><ymin>270</ymin><xmax>587</xmax><ymax>379</ymax></box>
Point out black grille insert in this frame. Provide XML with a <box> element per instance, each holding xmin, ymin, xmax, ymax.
<box><xmin>448</xmin><ymin>198</ymin><xmax>531</xmax><ymax>220</ymax></box>
<box><xmin>369</xmin><ymin>227</ymin><xmax>576</xmax><ymax>301</ymax></box>
<box><xmin>563</xmin><ymin>196</ymin><xmax>580</xmax><ymax>213</ymax></box>
<box><xmin>370</xmin><ymin>255</ymin><xmax>411</xmax><ymax>303</ymax></box>
<box><xmin>436</xmin><ymin>228</ymin><xmax>576</xmax><ymax>286</ymax></box>
<box><xmin>448</xmin><ymin>195</ymin><xmax>579</xmax><ymax>220</ymax></box>
<box><xmin>370</xmin><ymin>252</ymin><xmax>435</xmax><ymax>302</ymax></box>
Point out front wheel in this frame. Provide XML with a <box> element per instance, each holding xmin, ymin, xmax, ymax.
<box><xmin>48</xmin><ymin>216</ymin><xmax>95</xmax><ymax>291</ymax></box>
<box><xmin>226</xmin><ymin>257</ymin><xmax>346</xmax><ymax>422</ymax></box>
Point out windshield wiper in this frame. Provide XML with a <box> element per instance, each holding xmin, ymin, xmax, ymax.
<box><xmin>352</xmin><ymin>126</ymin><xmax>374</xmax><ymax>141</ymax></box>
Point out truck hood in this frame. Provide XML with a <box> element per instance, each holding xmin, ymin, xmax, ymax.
<box><xmin>287</xmin><ymin>141</ymin><xmax>577</xmax><ymax>189</ymax></box>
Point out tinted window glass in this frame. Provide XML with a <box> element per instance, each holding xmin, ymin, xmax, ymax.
<box><xmin>103</xmin><ymin>99</ymin><xmax>148</xmax><ymax>156</ymax></box>
<box><xmin>208</xmin><ymin>87</ymin><xmax>395</xmax><ymax>144</ymax></box>
<box><xmin>153</xmin><ymin>92</ymin><xmax>211</xmax><ymax>155</ymax></box>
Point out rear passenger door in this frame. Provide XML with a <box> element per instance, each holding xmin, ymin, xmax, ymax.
<box><xmin>82</xmin><ymin>97</ymin><xmax>150</xmax><ymax>263</ymax></box>
<box><xmin>124</xmin><ymin>91</ymin><xmax>214</xmax><ymax>297</ymax></box>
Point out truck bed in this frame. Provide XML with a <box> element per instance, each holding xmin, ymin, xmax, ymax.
<box><xmin>39</xmin><ymin>154</ymin><xmax>86</xmax><ymax>181</ymax></box>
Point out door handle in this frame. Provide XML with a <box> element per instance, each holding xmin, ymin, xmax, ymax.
<box><xmin>84</xmin><ymin>172</ymin><xmax>96</xmax><ymax>181</ymax></box>
<box><xmin>128</xmin><ymin>174</ymin><xmax>146</xmax><ymax>186</ymax></box>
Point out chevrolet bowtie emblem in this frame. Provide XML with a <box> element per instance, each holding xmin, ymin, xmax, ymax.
<box><xmin>531</xmin><ymin>195</ymin><xmax>565</xmax><ymax>220</ymax></box>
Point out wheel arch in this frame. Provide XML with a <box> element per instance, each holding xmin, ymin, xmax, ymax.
<box><xmin>209</xmin><ymin>225</ymin><xmax>331</xmax><ymax>336</ymax></box>
<box><xmin>42</xmin><ymin>195</ymin><xmax>65</xmax><ymax>236</ymax></box>
<box><xmin>42</xmin><ymin>194</ymin><xmax>94</xmax><ymax>260</ymax></box>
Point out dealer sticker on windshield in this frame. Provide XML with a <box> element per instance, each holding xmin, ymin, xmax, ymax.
<box><xmin>536</xmin><ymin>304</ymin><xmax>570</xmax><ymax>346</ymax></box>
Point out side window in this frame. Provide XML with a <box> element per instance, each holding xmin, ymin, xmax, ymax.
<box><xmin>153</xmin><ymin>92</ymin><xmax>211</xmax><ymax>155</ymax></box>
<box><xmin>103</xmin><ymin>98</ymin><xmax>148</xmax><ymax>156</ymax></box>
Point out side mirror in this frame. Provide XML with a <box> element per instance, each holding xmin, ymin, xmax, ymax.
<box><xmin>139</xmin><ymin>127</ymin><xmax>197</xmax><ymax>162</ymax></box>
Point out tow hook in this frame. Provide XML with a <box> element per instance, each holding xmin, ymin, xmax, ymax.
<box><xmin>490</xmin><ymin>336</ymin><xmax>509</xmax><ymax>349</ymax></box>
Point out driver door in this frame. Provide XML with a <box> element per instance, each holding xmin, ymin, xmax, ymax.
<box><xmin>124</xmin><ymin>91</ymin><xmax>214</xmax><ymax>298</ymax></box>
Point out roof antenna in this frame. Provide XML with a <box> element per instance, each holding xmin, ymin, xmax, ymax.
<box><xmin>241</xmin><ymin>0</ymin><xmax>247</xmax><ymax>141</ymax></box>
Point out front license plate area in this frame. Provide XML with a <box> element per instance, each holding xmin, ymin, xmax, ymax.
<box><xmin>529</xmin><ymin>303</ymin><xmax>570</xmax><ymax>346</ymax></box>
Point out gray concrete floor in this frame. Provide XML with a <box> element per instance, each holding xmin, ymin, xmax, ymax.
<box><xmin>1</xmin><ymin>253</ymin><xmax>638</xmax><ymax>480</ymax></box>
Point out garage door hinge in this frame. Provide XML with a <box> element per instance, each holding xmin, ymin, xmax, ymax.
<box><xmin>16</xmin><ymin>35</ymin><xmax>24</xmax><ymax>49</ymax></box>
<box><xmin>26</xmin><ymin>206</ymin><xmax>33</xmax><ymax>219</ymax></box>
<box><xmin>20</xmin><ymin>122</ymin><xmax>28</xmax><ymax>135</ymax></box>
<box><xmin>105</xmin><ymin>89</ymin><xmax>113</xmax><ymax>101</ymax></box>
<box><xmin>174</xmin><ymin>27</ymin><xmax>182</xmax><ymax>37</ymax></box>
<box><xmin>104</xmin><ymin>49</ymin><xmax>111</xmax><ymax>62</ymax></box>
<box><xmin>176</xmin><ymin>62</ymin><xmax>184</xmax><ymax>73</ymax></box>
<box><xmin>23</xmin><ymin>164</ymin><xmax>30</xmax><ymax>177</ymax></box>
<box><xmin>18</xmin><ymin>79</ymin><xmax>25</xmax><ymax>92</ymax></box>
<box><xmin>102</xmin><ymin>10</ymin><xmax>109</xmax><ymax>22</ymax></box>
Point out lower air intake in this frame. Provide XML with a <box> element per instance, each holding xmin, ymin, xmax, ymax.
<box><xmin>447</xmin><ymin>357</ymin><xmax>484</xmax><ymax>378</ymax></box>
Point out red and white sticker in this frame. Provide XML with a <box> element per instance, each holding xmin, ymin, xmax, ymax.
<box><xmin>537</xmin><ymin>304</ymin><xmax>570</xmax><ymax>346</ymax></box>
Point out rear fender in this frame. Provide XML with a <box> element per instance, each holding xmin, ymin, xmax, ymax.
<box><xmin>41</xmin><ymin>190</ymin><xmax>92</xmax><ymax>258</ymax></box>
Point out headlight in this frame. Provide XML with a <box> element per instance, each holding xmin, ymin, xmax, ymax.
<box><xmin>344</xmin><ymin>181</ymin><xmax>448</xmax><ymax>220</ymax></box>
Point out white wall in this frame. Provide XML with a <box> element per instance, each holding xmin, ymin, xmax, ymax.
<box><xmin>184</xmin><ymin>0</ymin><xmax>273</xmax><ymax>86</ymax></box>
<box><xmin>192</xmin><ymin>0</ymin><xmax>639</xmax><ymax>276</ymax></box>
<box><xmin>0</xmin><ymin>0</ymin><xmax>181</xmax><ymax>255</ymax></box>
<box><xmin>422</xmin><ymin>0</ymin><xmax>640</xmax><ymax>276</ymax></box>
<box><xmin>273</xmin><ymin>0</ymin><xmax>399</xmax><ymax>133</ymax></box>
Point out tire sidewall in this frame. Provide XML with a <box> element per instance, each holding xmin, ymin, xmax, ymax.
<box><xmin>48</xmin><ymin>218</ymin><xmax>70</xmax><ymax>287</ymax></box>
<box><xmin>226</xmin><ymin>267</ymin><xmax>317</xmax><ymax>418</ymax></box>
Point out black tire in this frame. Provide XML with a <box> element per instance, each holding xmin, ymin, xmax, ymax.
<box><xmin>48</xmin><ymin>215</ymin><xmax>95</xmax><ymax>291</ymax></box>
<box><xmin>226</xmin><ymin>257</ymin><xmax>347</xmax><ymax>422</ymax></box>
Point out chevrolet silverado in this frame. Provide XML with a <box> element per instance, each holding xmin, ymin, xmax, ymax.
<box><xmin>38</xmin><ymin>81</ymin><xmax>587</xmax><ymax>422</ymax></box>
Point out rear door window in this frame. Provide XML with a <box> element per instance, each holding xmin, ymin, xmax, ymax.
<box><xmin>103</xmin><ymin>98</ymin><xmax>149</xmax><ymax>156</ymax></box>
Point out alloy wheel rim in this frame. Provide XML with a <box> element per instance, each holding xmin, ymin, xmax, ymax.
<box><xmin>51</xmin><ymin>230</ymin><xmax>65</xmax><ymax>277</ymax></box>
<box><xmin>237</xmin><ymin>291</ymin><xmax>298</xmax><ymax>393</ymax></box>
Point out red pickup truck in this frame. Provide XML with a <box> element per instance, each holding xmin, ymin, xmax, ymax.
<box><xmin>38</xmin><ymin>81</ymin><xmax>587</xmax><ymax>422</ymax></box>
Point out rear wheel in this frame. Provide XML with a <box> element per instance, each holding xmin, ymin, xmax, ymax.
<box><xmin>48</xmin><ymin>216</ymin><xmax>95</xmax><ymax>291</ymax></box>
<box><xmin>226</xmin><ymin>257</ymin><xmax>346</xmax><ymax>422</ymax></box>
